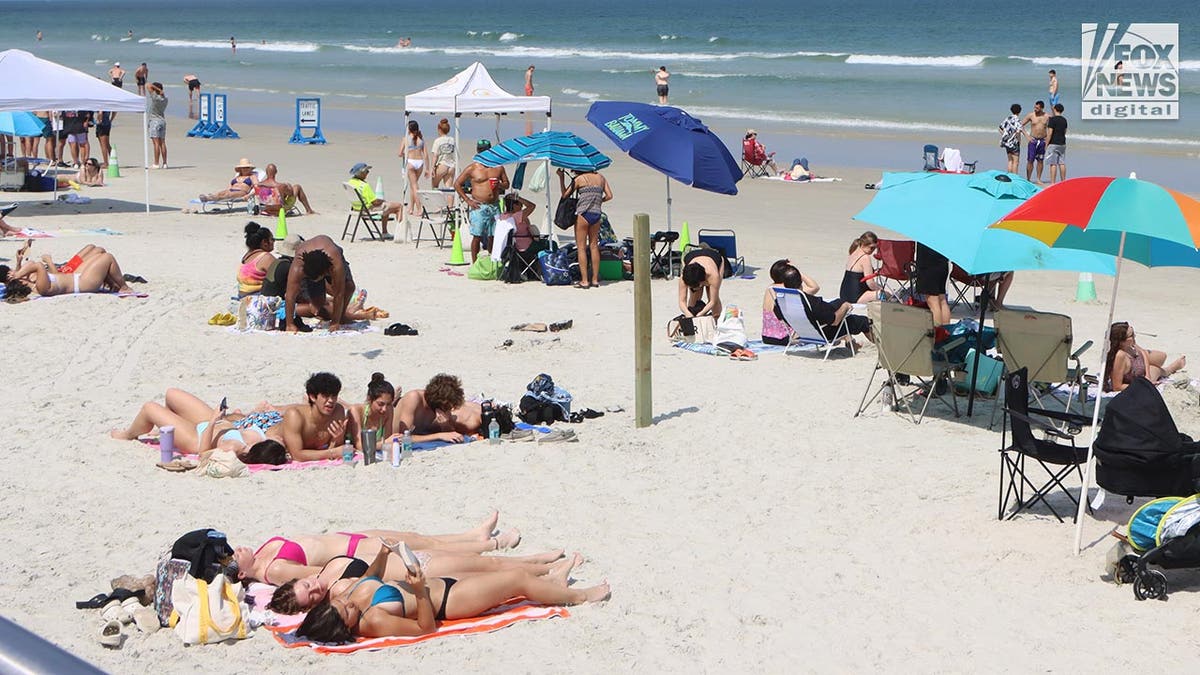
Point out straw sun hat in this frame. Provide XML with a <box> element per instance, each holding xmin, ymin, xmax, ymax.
<box><xmin>234</xmin><ymin>158</ymin><xmax>255</xmax><ymax>170</ymax></box>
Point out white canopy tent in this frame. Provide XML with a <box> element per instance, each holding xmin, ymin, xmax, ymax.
<box><xmin>403</xmin><ymin>62</ymin><xmax>553</xmax><ymax>231</ymax></box>
<box><xmin>0</xmin><ymin>49</ymin><xmax>152</xmax><ymax>212</ymax></box>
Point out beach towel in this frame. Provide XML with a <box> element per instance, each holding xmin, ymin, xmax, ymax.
<box><xmin>35</xmin><ymin>289</ymin><xmax>147</xmax><ymax>300</ymax></box>
<box><xmin>7</xmin><ymin>226</ymin><xmax>123</xmax><ymax>238</ymax></box>
<box><xmin>671</xmin><ymin>339</ymin><xmax>787</xmax><ymax>356</ymax></box>
<box><xmin>763</xmin><ymin>176</ymin><xmax>842</xmax><ymax>184</ymax></box>
<box><xmin>266</xmin><ymin>600</ymin><xmax>569</xmax><ymax>654</ymax></box>
<box><xmin>225</xmin><ymin>321</ymin><xmax>375</xmax><ymax>335</ymax></box>
<box><xmin>142</xmin><ymin>435</ymin><xmax>478</xmax><ymax>473</ymax></box>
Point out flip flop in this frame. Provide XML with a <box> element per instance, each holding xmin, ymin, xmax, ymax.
<box><xmin>76</xmin><ymin>592</ymin><xmax>113</xmax><ymax>610</ymax></box>
<box><xmin>123</xmin><ymin>274</ymin><xmax>148</xmax><ymax>284</ymax></box>
<box><xmin>384</xmin><ymin>323</ymin><xmax>419</xmax><ymax>336</ymax></box>
<box><xmin>549</xmin><ymin>320</ymin><xmax>573</xmax><ymax>332</ymax></box>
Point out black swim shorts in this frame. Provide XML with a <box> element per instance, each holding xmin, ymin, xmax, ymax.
<box><xmin>656</xmin><ymin>85</ymin><xmax>669</xmax><ymax>97</ymax></box>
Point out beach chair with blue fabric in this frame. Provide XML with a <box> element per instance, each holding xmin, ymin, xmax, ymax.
<box><xmin>922</xmin><ymin>144</ymin><xmax>940</xmax><ymax>171</ymax></box>
<box><xmin>773</xmin><ymin>287</ymin><xmax>854</xmax><ymax>360</ymax></box>
<box><xmin>695</xmin><ymin>229</ymin><xmax>744</xmax><ymax>276</ymax></box>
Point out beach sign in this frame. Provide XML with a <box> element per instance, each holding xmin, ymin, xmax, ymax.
<box><xmin>289</xmin><ymin>97</ymin><xmax>327</xmax><ymax>145</ymax></box>
<box><xmin>207</xmin><ymin>94</ymin><xmax>240</xmax><ymax>139</ymax></box>
<box><xmin>186</xmin><ymin>93</ymin><xmax>211</xmax><ymax>137</ymax></box>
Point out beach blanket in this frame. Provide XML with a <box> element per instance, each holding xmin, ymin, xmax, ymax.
<box><xmin>35</xmin><ymin>289</ymin><xmax>147</xmax><ymax>300</ymax></box>
<box><xmin>265</xmin><ymin>600</ymin><xmax>569</xmax><ymax>654</ymax></box>
<box><xmin>142</xmin><ymin>434</ymin><xmax>478</xmax><ymax>472</ymax></box>
<box><xmin>671</xmin><ymin>339</ymin><xmax>787</xmax><ymax>356</ymax></box>
<box><xmin>6</xmin><ymin>226</ymin><xmax>123</xmax><ymax>239</ymax></box>
<box><xmin>763</xmin><ymin>176</ymin><xmax>842</xmax><ymax>184</ymax></box>
<box><xmin>226</xmin><ymin>321</ymin><xmax>376</xmax><ymax>336</ymax></box>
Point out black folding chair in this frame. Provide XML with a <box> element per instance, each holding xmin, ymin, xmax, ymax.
<box><xmin>498</xmin><ymin>230</ymin><xmax>550</xmax><ymax>283</ymax></box>
<box><xmin>650</xmin><ymin>231</ymin><xmax>679</xmax><ymax>279</ymax></box>
<box><xmin>998</xmin><ymin>367</ymin><xmax>1095</xmax><ymax>522</ymax></box>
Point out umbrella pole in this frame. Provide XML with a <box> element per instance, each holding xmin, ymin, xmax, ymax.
<box><xmin>966</xmin><ymin>281</ymin><xmax>990</xmax><ymax>416</ymax></box>
<box><xmin>665</xmin><ymin>177</ymin><xmax>674</xmax><ymax>279</ymax></box>
<box><xmin>1073</xmin><ymin>231</ymin><xmax>1126</xmax><ymax>555</ymax></box>
<box><xmin>143</xmin><ymin>111</ymin><xmax>150</xmax><ymax>213</ymax></box>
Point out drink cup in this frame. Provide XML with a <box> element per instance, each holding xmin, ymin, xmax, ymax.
<box><xmin>360</xmin><ymin>429</ymin><xmax>377</xmax><ymax>464</ymax></box>
<box><xmin>160</xmin><ymin>426</ymin><xmax>176</xmax><ymax>464</ymax></box>
<box><xmin>488</xmin><ymin>177</ymin><xmax>499</xmax><ymax>189</ymax></box>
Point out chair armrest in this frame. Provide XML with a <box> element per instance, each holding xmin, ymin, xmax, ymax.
<box><xmin>1006</xmin><ymin>408</ymin><xmax>1077</xmax><ymax>440</ymax></box>
<box><xmin>1027</xmin><ymin>407</ymin><xmax>1094</xmax><ymax>433</ymax></box>
<box><xmin>934</xmin><ymin>336</ymin><xmax>967</xmax><ymax>354</ymax></box>
<box><xmin>1070</xmin><ymin>340</ymin><xmax>1094</xmax><ymax>361</ymax></box>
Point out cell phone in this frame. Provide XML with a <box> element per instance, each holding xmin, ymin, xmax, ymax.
<box><xmin>219</xmin><ymin>397</ymin><xmax>228</xmax><ymax>413</ymax></box>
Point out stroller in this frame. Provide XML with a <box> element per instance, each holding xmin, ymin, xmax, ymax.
<box><xmin>1094</xmin><ymin>377</ymin><xmax>1200</xmax><ymax>500</ymax></box>
<box><xmin>1113</xmin><ymin>494</ymin><xmax>1200</xmax><ymax>600</ymax></box>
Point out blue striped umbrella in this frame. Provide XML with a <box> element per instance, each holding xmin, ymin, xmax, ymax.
<box><xmin>473</xmin><ymin>131</ymin><xmax>611</xmax><ymax>172</ymax></box>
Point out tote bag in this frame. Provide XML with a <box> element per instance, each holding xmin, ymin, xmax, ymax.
<box><xmin>171</xmin><ymin>574</ymin><xmax>251</xmax><ymax>645</ymax></box>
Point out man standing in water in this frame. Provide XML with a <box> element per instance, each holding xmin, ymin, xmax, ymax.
<box><xmin>1047</xmin><ymin>69</ymin><xmax>1059</xmax><ymax>109</ymax></box>
<box><xmin>1020</xmin><ymin>100</ymin><xmax>1048</xmax><ymax>183</ymax></box>
<box><xmin>134</xmin><ymin>63</ymin><xmax>148</xmax><ymax>95</ymax></box>
<box><xmin>108</xmin><ymin>62</ymin><xmax>125</xmax><ymax>88</ymax></box>
<box><xmin>454</xmin><ymin>140</ymin><xmax>510</xmax><ymax>262</ymax></box>
<box><xmin>655</xmin><ymin>66</ymin><xmax>670</xmax><ymax>104</ymax></box>
<box><xmin>524</xmin><ymin>65</ymin><xmax>535</xmax><ymax>96</ymax></box>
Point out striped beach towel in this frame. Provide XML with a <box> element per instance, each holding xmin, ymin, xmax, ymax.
<box><xmin>265</xmin><ymin>600</ymin><xmax>569</xmax><ymax>653</ymax></box>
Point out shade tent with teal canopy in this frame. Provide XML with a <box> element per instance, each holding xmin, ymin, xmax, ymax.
<box><xmin>0</xmin><ymin>111</ymin><xmax>46</xmax><ymax>137</ymax></box>
<box><xmin>853</xmin><ymin>171</ymin><xmax>1116</xmax><ymax>276</ymax></box>
<box><xmin>473</xmin><ymin>131</ymin><xmax>611</xmax><ymax>172</ymax></box>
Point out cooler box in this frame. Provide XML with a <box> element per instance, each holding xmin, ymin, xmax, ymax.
<box><xmin>956</xmin><ymin>348</ymin><xmax>1003</xmax><ymax>395</ymax></box>
<box><xmin>599</xmin><ymin>259</ymin><xmax>624</xmax><ymax>281</ymax></box>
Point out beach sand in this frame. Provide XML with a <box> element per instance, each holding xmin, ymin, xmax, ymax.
<box><xmin>2</xmin><ymin>119</ymin><xmax>1199</xmax><ymax>672</ymax></box>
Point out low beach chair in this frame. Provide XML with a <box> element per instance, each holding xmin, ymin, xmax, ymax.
<box><xmin>998</xmin><ymin>367</ymin><xmax>1093</xmax><ymax>522</ymax></box>
<box><xmin>856</xmin><ymin>301</ymin><xmax>966</xmax><ymax>424</ymax></box>
<box><xmin>922</xmin><ymin>144</ymin><xmax>940</xmax><ymax>171</ymax></box>
<box><xmin>694</xmin><ymin>229</ymin><xmax>744</xmax><ymax>277</ymax></box>
<box><xmin>993</xmin><ymin>308</ymin><xmax>1094</xmax><ymax>418</ymax></box>
<box><xmin>415</xmin><ymin>190</ymin><xmax>456</xmax><ymax>248</ymax></box>
<box><xmin>872</xmin><ymin>239</ymin><xmax>916</xmax><ymax>299</ymax></box>
<box><xmin>741</xmin><ymin>139</ymin><xmax>773</xmax><ymax>178</ymax></box>
<box><xmin>341</xmin><ymin>182</ymin><xmax>383</xmax><ymax>243</ymax></box>
<box><xmin>252</xmin><ymin>185</ymin><xmax>301</xmax><ymax>217</ymax></box>
<box><xmin>199</xmin><ymin>193</ymin><xmax>256</xmax><ymax>214</ymax></box>
<box><xmin>650</xmin><ymin>230</ymin><xmax>679</xmax><ymax>278</ymax></box>
<box><xmin>773</xmin><ymin>287</ymin><xmax>854</xmax><ymax>360</ymax></box>
<box><xmin>947</xmin><ymin>263</ymin><xmax>988</xmax><ymax>309</ymax></box>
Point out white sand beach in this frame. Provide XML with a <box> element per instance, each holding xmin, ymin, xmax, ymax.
<box><xmin>3</xmin><ymin>117</ymin><xmax>1200</xmax><ymax>673</ymax></box>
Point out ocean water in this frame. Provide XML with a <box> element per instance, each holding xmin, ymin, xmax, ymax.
<box><xmin>3</xmin><ymin>0</ymin><xmax>1198</xmax><ymax>173</ymax></box>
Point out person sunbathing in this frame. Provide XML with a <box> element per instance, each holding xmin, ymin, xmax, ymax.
<box><xmin>54</xmin><ymin>158</ymin><xmax>105</xmax><ymax>189</ymax></box>
<box><xmin>394</xmin><ymin>373</ymin><xmax>482</xmax><ymax>443</ymax></box>
<box><xmin>1104</xmin><ymin>322</ymin><xmax>1187</xmax><ymax>392</ymax></box>
<box><xmin>200</xmin><ymin>158</ymin><xmax>258</xmax><ymax>203</ymax></box>
<box><xmin>270</xmin><ymin>544</ymin><xmax>579</xmax><ymax>615</ymax></box>
<box><xmin>237</xmin><ymin>222</ymin><xmax>274</xmax><ymax>297</ymax></box>
<box><xmin>295</xmin><ymin>557</ymin><xmax>608</xmax><ymax>642</ymax></box>
<box><xmin>110</xmin><ymin>387</ymin><xmax>289</xmax><ymax>463</ymax></box>
<box><xmin>2</xmin><ymin>250</ymin><xmax>133</xmax><ymax>297</ymax></box>
<box><xmin>256</xmin><ymin>163</ymin><xmax>316</xmax><ymax>215</ymax></box>
<box><xmin>348</xmin><ymin>373</ymin><xmax>398</xmax><ymax>452</ymax></box>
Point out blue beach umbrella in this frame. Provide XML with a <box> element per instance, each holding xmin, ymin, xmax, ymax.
<box><xmin>0</xmin><ymin>111</ymin><xmax>46</xmax><ymax>137</ymax></box>
<box><xmin>586</xmin><ymin>101</ymin><xmax>741</xmax><ymax>233</ymax></box>
<box><xmin>473</xmin><ymin>131</ymin><xmax>611</xmax><ymax>172</ymax></box>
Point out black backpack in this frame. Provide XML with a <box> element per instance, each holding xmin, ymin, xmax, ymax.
<box><xmin>171</xmin><ymin>529</ymin><xmax>235</xmax><ymax>582</ymax></box>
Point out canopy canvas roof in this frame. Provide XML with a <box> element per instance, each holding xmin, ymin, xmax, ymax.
<box><xmin>0</xmin><ymin>49</ymin><xmax>146</xmax><ymax>112</ymax></box>
<box><xmin>404</xmin><ymin>62</ymin><xmax>551</xmax><ymax>115</ymax></box>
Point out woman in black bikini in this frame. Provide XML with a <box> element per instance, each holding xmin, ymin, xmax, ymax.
<box><xmin>678</xmin><ymin>246</ymin><xmax>727</xmax><ymax>317</ymax></box>
<box><xmin>295</xmin><ymin>552</ymin><xmax>607</xmax><ymax>641</ymax></box>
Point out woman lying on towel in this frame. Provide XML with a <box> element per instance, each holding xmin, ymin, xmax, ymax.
<box><xmin>200</xmin><ymin>157</ymin><xmax>258</xmax><ymax>203</ymax></box>
<box><xmin>110</xmin><ymin>387</ymin><xmax>290</xmax><ymax>464</ymax></box>
<box><xmin>1</xmin><ymin>249</ymin><xmax>134</xmax><ymax>298</ymax></box>
<box><xmin>348</xmin><ymin>373</ymin><xmax>398</xmax><ymax>452</ymax></box>
<box><xmin>237</xmin><ymin>222</ymin><xmax>274</xmax><ymax>297</ymax></box>
<box><xmin>294</xmin><ymin>550</ymin><xmax>608</xmax><ymax>641</ymax></box>
<box><xmin>1104</xmin><ymin>322</ymin><xmax>1187</xmax><ymax>392</ymax></box>
<box><xmin>264</xmin><ymin>533</ymin><xmax>571</xmax><ymax>614</ymax></box>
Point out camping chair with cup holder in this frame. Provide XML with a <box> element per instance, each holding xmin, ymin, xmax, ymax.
<box><xmin>498</xmin><ymin>229</ymin><xmax>551</xmax><ymax>284</ymax></box>
<box><xmin>992</xmin><ymin>309</ymin><xmax>1094</xmax><ymax>427</ymax></box>
<box><xmin>741</xmin><ymin>138</ymin><xmax>775</xmax><ymax>178</ymax></box>
<box><xmin>340</xmin><ymin>182</ymin><xmax>384</xmax><ymax>243</ymax></box>
<box><xmin>856</xmin><ymin>301</ymin><xmax>966</xmax><ymax>424</ymax></box>
<box><xmin>872</xmin><ymin>239</ymin><xmax>917</xmax><ymax>300</ymax></box>
<box><xmin>650</xmin><ymin>230</ymin><xmax>680</xmax><ymax>279</ymax></box>
<box><xmin>998</xmin><ymin>367</ymin><xmax>1094</xmax><ymax>522</ymax></box>
<box><xmin>772</xmin><ymin>287</ymin><xmax>855</xmax><ymax>360</ymax></box>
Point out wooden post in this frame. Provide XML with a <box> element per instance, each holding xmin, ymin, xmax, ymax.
<box><xmin>633</xmin><ymin>213</ymin><xmax>653</xmax><ymax>427</ymax></box>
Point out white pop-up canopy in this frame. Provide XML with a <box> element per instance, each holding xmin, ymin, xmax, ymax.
<box><xmin>0</xmin><ymin>49</ymin><xmax>152</xmax><ymax>211</ymax></box>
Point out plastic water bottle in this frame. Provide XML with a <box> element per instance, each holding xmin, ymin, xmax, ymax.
<box><xmin>881</xmin><ymin>382</ymin><xmax>895</xmax><ymax>410</ymax></box>
<box><xmin>391</xmin><ymin>437</ymin><xmax>401</xmax><ymax>468</ymax></box>
<box><xmin>401</xmin><ymin>430</ymin><xmax>413</xmax><ymax>461</ymax></box>
<box><xmin>488</xmin><ymin>418</ymin><xmax>500</xmax><ymax>445</ymax></box>
<box><xmin>341</xmin><ymin>439</ymin><xmax>354</xmax><ymax>465</ymax></box>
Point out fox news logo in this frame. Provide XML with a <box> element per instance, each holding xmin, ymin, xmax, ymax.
<box><xmin>1082</xmin><ymin>23</ymin><xmax>1178</xmax><ymax>120</ymax></box>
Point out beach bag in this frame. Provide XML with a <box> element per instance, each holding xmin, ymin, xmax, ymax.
<box><xmin>541</xmin><ymin>245</ymin><xmax>575</xmax><ymax>286</ymax></box>
<box><xmin>198</xmin><ymin>449</ymin><xmax>248</xmax><ymax>478</ymax></box>
<box><xmin>155</xmin><ymin>555</ymin><xmax>193</xmax><ymax>628</ymax></box>
<box><xmin>554</xmin><ymin>197</ymin><xmax>578</xmax><ymax>230</ymax></box>
<box><xmin>170</xmin><ymin>574</ymin><xmax>251</xmax><ymax>645</ymax></box>
<box><xmin>711</xmin><ymin>306</ymin><xmax>747</xmax><ymax>349</ymax></box>
<box><xmin>467</xmin><ymin>255</ymin><xmax>498</xmax><ymax>280</ymax></box>
<box><xmin>171</xmin><ymin>529</ymin><xmax>235</xmax><ymax>583</ymax></box>
<box><xmin>668</xmin><ymin>314</ymin><xmax>716</xmax><ymax>343</ymax></box>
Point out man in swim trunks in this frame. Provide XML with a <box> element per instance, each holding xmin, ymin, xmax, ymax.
<box><xmin>524</xmin><ymin>65</ymin><xmax>535</xmax><ymax>96</ymax></box>
<box><xmin>394</xmin><ymin>374</ymin><xmax>482</xmax><ymax>443</ymax></box>
<box><xmin>184</xmin><ymin>74</ymin><xmax>201</xmax><ymax>101</ymax></box>
<box><xmin>283</xmin><ymin>234</ymin><xmax>355</xmax><ymax>333</ymax></box>
<box><xmin>1047</xmin><ymin>69</ymin><xmax>1059</xmax><ymax>109</ymax></box>
<box><xmin>655</xmin><ymin>66</ymin><xmax>670</xmax><ymax>104</ymax></box>
<box><xmin>59</xmin><ymin>110</ymin><xmax>92</xmax><ymax>168</ymax></box>
<box><xmin>1020</xmin><ymin>100</ymin><xmax>1049</xmax><ymax>183</ymax></box>
<box><xmin>453</xmin><ymin>141</ymin><xmax>509</xmax><ymax>262</ymax></box>
<box><xmin>134</xmin><ymin>63</ymin><xmax>148</xmax><ymax>95</ymax></box>
<box><xmin>108</xmin><ymin>62</ymin><xmax>125</xmax><ymax>88</ymax></box>
<box><xmin>278</xmin><ymin>372</ymin><xmax>358</xmax><ymax>461</ymax></box>
<box><xmin>259</xmin><ymin>163</ymin><xmax>317</xmax><ymax>215</ymax></box>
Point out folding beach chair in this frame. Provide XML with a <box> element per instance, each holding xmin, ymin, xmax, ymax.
<box><xmin>650</xmin><ymin>231</ymin><xmax>679</xmax><ymax>279</ymax></box>
<box><xmin>998</xmin><ymin>367</ymin><xmax>1093</xmax><ymax>522</ymax></box>
<box><xmin>922</xmin><ymin>144</ymin><xmax>940</xmax><ymax>171</ymax></box>
<box><xmin>947</xmin><ymin>263</ymin><xmax>988</xmax><ymax>309</ymax></box>
<box><xmin>498</xmin><ymin>230</ymin><xmax>550</xmax><ymax>284</ymax></box>
<box><xmin>773</xmin><ymin>287</ymin><xmax>854</xmax><ymax>360</ymax></box>
<box><xmin>741</xmin><ymin>138</ymin><xmax>774</xmax><ymax>178</ymax></box>
<box><xmin>340</xmin><ymin>182</ymin><xmax>383</xmax><ymax>243</ymax></box>
<box><xmin>199</xmin><ymin>193</ymin><xmax>256</xmax><ymax>214</ymax></box>
<box><xmin>415</xmin><ymin>190</ymin><xmax>457</xmax><ymax>248</ymax></box>
<box><xmin>872</xmin><ymin>239</ymin><xmax>916</xmax><ymax>299</ymax></box>
<box><xmin>695</xmin><ymin>229</ymin><xmax>744</xmax><ymax>277</ymax></box>
<box><xmin>856</xmin><ymin>301</ymin><xmax>966</xmax><ymax>424</ymax></box>
<box><xmin>251</xmin><ymin>185</ymin><xmax>301</xmax><ymax>218</ymax></box>
<box><xmin>993</xmin><ymin>309</ymin><xmax>1094</xmax><ymax>419</ymax></box>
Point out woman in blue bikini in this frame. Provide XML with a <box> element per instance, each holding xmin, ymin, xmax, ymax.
<box><xmin>110</xmin><ymin>388</ymin><xmax>289</xmax><ymax>462</ymax></box>
<box><xmin>200</xmin><ymin>158</ymin><xmax>258</xmax><ymax>203</ymax></box>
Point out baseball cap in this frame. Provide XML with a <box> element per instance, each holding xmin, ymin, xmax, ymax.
<box><xmin>349</xmin><ymin>162</ymin><xmax>371</xmax><ymax>176</ymax></box>
<box><xmin>114</xmin><ymin>61</ymin><xmax>120</xmax><ymax>66</ymax></box>
<box><xmin>476</xmin><ymin>139</ymin><xmax>492</xmax><ymax>152</ymax></box>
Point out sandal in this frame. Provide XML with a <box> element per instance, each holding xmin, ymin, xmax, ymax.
<box><xmin>573</xmin><ymin>282</ymin><xmax>590</xmax><ymax>289</ymax></box>
<box><xmin>549</xmin><ymin>320</ymin><xmax>573</xmax><ymax>332</ymax></box>
<box><xmin>384</xmin><ymin>323</ymin><xmax>419</xmax><ymax>336</ymax></box>
<box><xmin>97</xmin><ymin>620</ymin><xmax>122</xmax><ymax>648</ymax></box>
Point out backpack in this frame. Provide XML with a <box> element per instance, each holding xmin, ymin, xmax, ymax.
<box><xmin>171</xmin><ymin>529</ymin><xmax>235</xmax><ymax>583</ymax></box>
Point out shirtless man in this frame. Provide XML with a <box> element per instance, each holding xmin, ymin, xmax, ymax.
<box><xmin>184</xmin><ymin>74</ymin><xmax>201</xmax><ymax>102</ymax></box>
<box><xmin>259</xmin><ymin>163</ymin><xmax>317</xmax><ymax>215</ymax></box>
<box><xmin>453</xmin><ymin>142</ymin><xmax>509</xmax><ymax>262</ymax></box>
<box><xmin>524</xmin><ymin>65</ymin><xmax>535</xmax><ymax>96</ymax></box>
<box><xmin>278</xmin><ymin>372</ymin><xmax>358</xmax><ymax>461</ymax></box>
<box><xmin>108</xmin><ymin>62</ymin><xmax>125</xmax><ymax>88</ymax></box>
<box><xmin>284</xmin><ymin>234</ymin><xmax>355</xmax><ymax>333</ymax></box>
<box><xmin>655</xmin><ymin>66</ymin><xmax>670</xmax><ymax>104</ymax></box>
<box><xmin>1021</xmin><ymin>100</ymin><xmax>1049</xmax><ymax>183</ymax></box>
<box><xmin>1047</xmin><ymin>69</ymin><xmax>1059</xmax><ymax>109</ymax></box>
<box><xmin>134</xmin><ymin>63</ymin><xmax>148</xmax><ymax>95</ymax></box>
<box><xmin>393</xmin><ymin>374</ymin><xmax>482</xmax><ymax>443</ymax></box>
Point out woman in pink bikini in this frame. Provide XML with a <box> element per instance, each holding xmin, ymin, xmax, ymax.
<box><xmin>1104</xmin><ymin>322</ymin><xmax>1187</xmax><ymax>392</ymax></box>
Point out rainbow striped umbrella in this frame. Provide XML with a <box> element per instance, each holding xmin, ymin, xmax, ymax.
<box><xmin>990</xmin><ymin>174</ymin><xmax>1200</xmax><ymax>554</ymax></box>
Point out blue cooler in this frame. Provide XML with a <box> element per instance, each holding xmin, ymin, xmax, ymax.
<box><xmin>958</xmin><ymin>348</ymin><xmax>1003</xmax><ymax>395</ymax></box>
